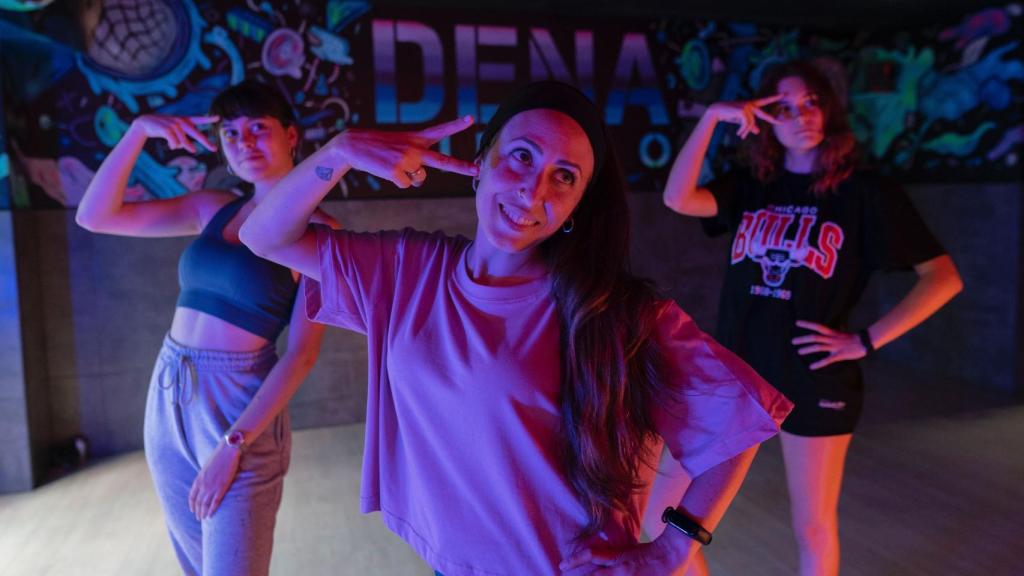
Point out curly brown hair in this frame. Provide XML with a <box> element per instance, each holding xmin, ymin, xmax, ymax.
<box><xmin>740</xmin><ymin>60</ymin><xmax>857</xmax><ymax>195</ymax></box>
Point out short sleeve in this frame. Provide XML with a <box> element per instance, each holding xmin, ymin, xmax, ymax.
<box><xmin>700</xmin><ymin>171</ymin><xmax>742</xmax><ymax>238</ymax></box>
<box><xmin>651</xmin><ymin>302</ymin><xmax>793</xmax><ymax>477</ymax></box>
<box><xmin>303</xmin><ymin>225</ymin><xmax>402</xmax><ymax>334</ymax></box>
<box><xmin>863</xmin><ymin>180</ymin><xmax>946</xmax><ymax>272</ymax></box>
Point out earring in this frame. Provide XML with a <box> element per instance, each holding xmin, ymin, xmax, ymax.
<box><xmin>472</xmin><ymin>176</ymin><xmax>479</xmax><ymax>192</ymax></box>
<box><xmin>226</xmin><ymin>163</ymin><xmax>235</xmax><ymax>176</ymax></box>
<box><xmin>562</xmin><ymin>217</ymin><xmax>575</xmax><ymax>234</ymax></box>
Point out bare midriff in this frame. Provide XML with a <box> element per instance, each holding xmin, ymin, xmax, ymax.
<box><xmin>169</xmin><ymin>307</ymin><xmax>272</xmax><ymax>352</ymax></box>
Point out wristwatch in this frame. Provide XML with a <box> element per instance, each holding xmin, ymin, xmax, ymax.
<box><xmin>662</xmin><ymin>507</ymin><xmax>713</xmax><ymax>545</ymax></box>
<box><xmin>224</xmin><ymin>429</ymin><xmax>247</xmax><ymax>452</ymax></box>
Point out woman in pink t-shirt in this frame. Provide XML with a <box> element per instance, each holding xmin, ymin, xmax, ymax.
<box><xmin>240</xmin><ymin>82</ymin><xmax>792</xmax><ymax>575</ymax></box>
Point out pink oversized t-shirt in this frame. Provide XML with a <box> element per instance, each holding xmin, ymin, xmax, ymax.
<box><xmin>305</xmin><ymin>226</ymin><xmax>792</xmax><ymax>576</ymax></box>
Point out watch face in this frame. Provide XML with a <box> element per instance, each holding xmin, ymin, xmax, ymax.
<box><xmin>226</xmin><ymin>430</ymin><xmax>244</xmax><ymax>447</ymax></box>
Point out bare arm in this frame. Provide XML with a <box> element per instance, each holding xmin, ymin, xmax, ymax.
<box><xmin>559</xmin><ymin>446</ymin><xmax>760</xmax><ymax>574</ymax></box>
<box><xmin>238</xmin><ymin>135</ymin><xmax>351</xmax><ymax>279</ymax></box>
<box><xmin>75</xmin><ymin>115</ymin><xmax>222</xmax><ymax>237</ymax></box>
<box><xmin>663</xmin><ymin>96</ymin><xmax>782</xmax><ymax>218</ymax></box>
<box><xmin>188</xmin><ymin>282</ymin><xmax>326</xmax><ymax>520</ymax></box>
<box><xmin>658</xmin><ymin>446</ymin><xmax>759</xmax><ymax>569</ymax></box>
<box><xmin>793</xmin><ymin>254</ymin><xmax>964</xmax><ymax>369</ymax></box>
<box><xmin>239</xmin><ymin>117</ymin><xmax>479</xmax><ymax>280</ymax></box>
<box><xmin>864</xmin><ymin>254</ymin><xmax>963</xmax><ymax>349</ymax></box>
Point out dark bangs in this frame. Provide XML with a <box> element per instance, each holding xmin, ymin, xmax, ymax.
<box><xmin>209</xmin><ymin>80</ymin><xmax>296</xmax><ymax>127</ymax></box>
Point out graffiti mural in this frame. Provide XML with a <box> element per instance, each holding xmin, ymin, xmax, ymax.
<box><xmin>651</xmin><ymin>6</ymin><xmax>1024</xmax><ymax>186</ymax></box>
<box><xmin>0</xmin><ymin>1</ymin><xmax>1020</xmax><ymax>209</ymax></box>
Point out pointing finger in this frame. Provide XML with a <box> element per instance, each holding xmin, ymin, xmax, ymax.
<box><xmin>755</xmin><ymin>93</ymin><xmax>785</xmax><ymax>106</ymax></box>
<box><xmin>421</xmin><ymin>149</ymin><xmax>480</xmax><ymax>176</ymax></box>
<box><xmin>417</xmin><ymin>115</ymin><xmax>475</xmax><ymax>143</ymax></box>
<box><xmin>188</xmin><ymin>115</ymin><xmax>221</xmax><ymax>125</ymax></box>
<box><xmin>180</xmin><ymin>120</ymin><xmax>218</xmax><ymax>152</ymax></box>
<box><xmin>753</xmin><ymin>107</ymin><xmax>781</xmax><ymax>125</ymax></box>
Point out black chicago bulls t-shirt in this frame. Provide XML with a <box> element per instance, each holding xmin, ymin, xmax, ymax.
<box><xmin>702</xmin><ymin>169</ymin><xmax>945</xmax><ymax>431</ymax></box>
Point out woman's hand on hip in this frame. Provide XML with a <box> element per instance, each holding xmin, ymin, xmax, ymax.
<box><xmin>558</xmin><ymin>533</ymin><xmax>692</xmax><ymax>575</ymax></box>
<box><xmin>708</xmin><ymin>95</ymin><xmax>783</xmax><ymax>139</ymax></box>
<box><xmin>792</xmin><ymin>319</ymin><xmax>868</xmax><ymax>370</ymax></box>
<box><xmin>330</xmin><ymin>116</ymin><xmax>479</xmax><ymax>189</ymax></box>
<box><xmin>188</xmin><ymin>439</ymin><xmax>242</xmax><ymax>521</ymax></box>
<box><xmin>131</xmin><ymin>114</ymin><xmax>219</xmax><ymax>154</ymax></box>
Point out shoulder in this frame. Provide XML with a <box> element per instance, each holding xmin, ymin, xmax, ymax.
<box><xmin>395</xmin><ymin>227</ymin><xmax>465</xmax><ymax>257</ymax></box>
<box><xmin>837</xmin><ymin>168</ymin><xmax>890</xmax><ymax>194</ymax></box>
<box><xmin>186</xmin><ymin>189</ymin><xmax>243</xmax><ymax>227</ymax></box>
<box><xmin>708</xmin><ymin>166</ymin><xmax>756</xmax><ymax>190</ymax></box>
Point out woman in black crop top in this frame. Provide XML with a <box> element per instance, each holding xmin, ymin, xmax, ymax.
<box><xmin>661</xmin><ymin>61</ymin><xmax>963</xmax><ymax>576</ymax></box>
<box><xmin>76</xmin><ymin>81</ymin><xmax>338</xmax><ymax>576</ymax></box>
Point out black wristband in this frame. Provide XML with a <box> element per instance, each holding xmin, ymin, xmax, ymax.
<box><xmin>662</xmin><ymin>507</ymin><xmax>712</xmax><ymax>545</ymax></box>
<box><xmin>857</xmin><ymin>329</ymin><xmax>875</xmax><ymax>355</ymax></box>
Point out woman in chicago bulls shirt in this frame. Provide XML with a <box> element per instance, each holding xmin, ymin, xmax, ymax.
<box><xmin>662</xmin><ymin>60</ymin><xmax>963</xmax><ymax>576</ymax></box>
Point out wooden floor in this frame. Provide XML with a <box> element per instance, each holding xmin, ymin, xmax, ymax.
<box><xmin>2</xmin><ymin>390</ymin><xmax>1022</xmax><ymax>575</ymax></box>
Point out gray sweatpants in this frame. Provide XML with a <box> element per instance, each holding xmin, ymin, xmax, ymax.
<box><xmin>144</xmin><ymin>335</ymin><xmax>291</xmax><ymax>576</ymax></box>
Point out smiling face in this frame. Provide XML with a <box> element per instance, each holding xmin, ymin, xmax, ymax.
<box><xmin>770</xmin><ymin>76</ymin><xmax>825</xmax><ymax>153</ymax></box>
<box><xmin>218</xmin><ymin>116</ymin><xmax>297</xmax><ymax>184</ymax></box>
<box><xmin>474</xmin><ymin>109</ymin><xmax>595</xmax><ymax>255</ymax></box>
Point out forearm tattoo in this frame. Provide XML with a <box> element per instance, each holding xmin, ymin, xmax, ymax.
<box><xmin>315</xmin><ymin>166</ymin><xmax>334</xmax><ymax>181</ymax></box>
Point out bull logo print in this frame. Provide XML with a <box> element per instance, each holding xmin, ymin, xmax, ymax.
<box><xmin>731</xmin><ymin>207</ymin><xmax>845</xmax><ymax>297</ymax></box>
<box><xmin>749</xmin><ymin>240</ymin><xmax>810</xmax><ymax>287</ymax></box>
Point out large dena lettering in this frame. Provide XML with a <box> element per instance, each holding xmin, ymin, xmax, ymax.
<box><xmin>372</xmin><ymin>19</ymin><xmax>668</xmax><ymax>127</ymax></box>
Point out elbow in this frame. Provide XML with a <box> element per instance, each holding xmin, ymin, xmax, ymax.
<box><xmin>662</xmin><ymin>191</ymin><xmax>683</xmax><ymax>214</ymax></box>
<box><xmin>238</xmin><ymin>222</ymin><xmax>270</xmax><ymax>257</ymax></box>
<box><xmin>940</xmin><ymin>256</ymin><xmax>964</xmax><ymax>299</ymax></box>
<box><xmin>75</xmin><ymin>210</ymin><xmax>100</xmax><ymax>232</ymax></box>
<box><xmin>925</xmin><ymin>256</ymin><xmax>964</xmax><ymax>302</ymax></box>
<box><xmin>947</xmin><ymin>269</ymin><xmax>964</xmax><ymax>299</ymax></box>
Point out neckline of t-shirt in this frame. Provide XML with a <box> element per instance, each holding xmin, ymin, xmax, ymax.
<box><xmin>453</xmin><ymin>244</ymin><xmax>551</xmax><ymax>303</ymax></box>
<box><xmin>780</xmin><ymin>169</ymin><xmax>814</xmax><ymax>179</ymax></box>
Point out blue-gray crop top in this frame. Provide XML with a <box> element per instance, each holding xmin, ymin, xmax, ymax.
<box><xmin>177</xmin><ymin>195</ymin><xmax>297</xmax><ymax>340</ymax></box>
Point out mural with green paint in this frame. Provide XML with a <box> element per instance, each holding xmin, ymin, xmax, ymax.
<box><xmin>0</xmin><ymin>1</ymin><xmax>1020</xmax><ymax>210</ymax></box>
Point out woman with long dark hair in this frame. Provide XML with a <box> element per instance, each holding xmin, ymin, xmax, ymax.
<box><xmin>76</xmin><ymin>80</ymin><xmax>337</xmax><ymax>575</ymax></box>
<box><xmin>662</xmin><ymin>61</ymin><xmax>963</xmax><ymax>575</ymax></box>
<box><xmin>240</xmin><ymin>81</ymin><xmax>791</xmax><ymax>575</ymax></box>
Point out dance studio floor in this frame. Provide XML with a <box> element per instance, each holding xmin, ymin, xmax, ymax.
<box><xmin>2</xmin><ymin>369</ymin><xmax>1022</xmax><ymax>575</ymax></box>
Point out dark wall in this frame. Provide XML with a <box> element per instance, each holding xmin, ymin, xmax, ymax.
<box><xmin>0</xmin><ymin>212</ymin><xmax>33</xmax><ymax>491</ymax></box>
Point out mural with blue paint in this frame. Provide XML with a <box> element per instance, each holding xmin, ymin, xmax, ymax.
<box><xmin>0</xmin><ymin>1</ymin><xmax>1020</xmax><ymax>210</ymax></box>
<box><xmin>653</xmin><ymin>6</ymin><xmax>1023</xmax><ymax>185</ymax></box>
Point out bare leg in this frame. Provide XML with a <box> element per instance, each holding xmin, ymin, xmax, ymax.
<box><xmin>780</xmin><ymin>431</ymin><xmax>852</xmax><ymax>576</ymax></box>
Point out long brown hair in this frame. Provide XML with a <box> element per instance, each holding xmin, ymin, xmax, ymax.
<box><xmin>741</xmin><ymin>60</ymin><xmax>857</xmax><ymax>194</ymax></box>
<box><xmin>476</xmin><ymin>83</ymin><xmax>671</xmax><ymax>538</ymax></box>
<box><xmin>542</xmin><ymin>142</ymin><xmax>670</xmax><ymax>538</ymax></box>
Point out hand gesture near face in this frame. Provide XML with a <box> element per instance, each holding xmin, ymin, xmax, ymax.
<box><xmin>708</xmin><ymin>94</ymin><xmax>784</xmax><ymax>139</ymax></box>
<box><xmin>331</xmin><ymin>116</ymin><xmax>480</xmax><ymax>188</ymax></box>
<box><xmin>131</xmin><ymin>114</ymin><xmax>220</xmax><ymax>154</ymax></box>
